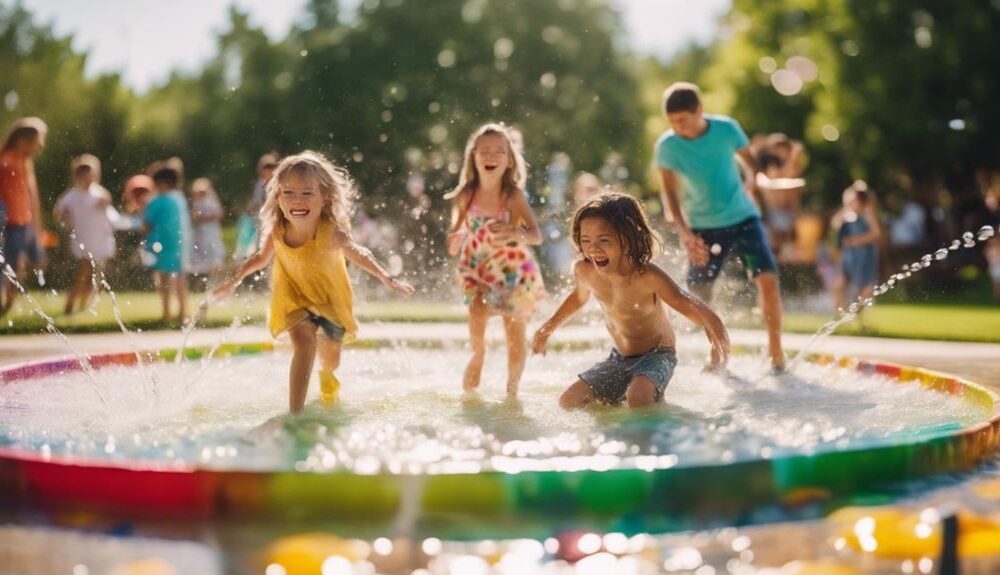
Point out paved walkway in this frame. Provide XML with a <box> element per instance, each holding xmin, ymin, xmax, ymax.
<box><xmin>3</xmin><ymin>322</ymin><xmax>999</xmax><ymax>386</ymax></box>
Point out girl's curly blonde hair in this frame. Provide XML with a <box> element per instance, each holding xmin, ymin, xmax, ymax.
<box><xmin>259</xmin><ymin>150</ymin><xmax>357</xmax><ymax>240</ymax></box>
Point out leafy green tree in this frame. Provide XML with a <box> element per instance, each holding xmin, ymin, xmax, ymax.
<box><xmin>698</xmin><ymin>0</ymin><xmax>1000</xmax><ymax>210</ymax></box>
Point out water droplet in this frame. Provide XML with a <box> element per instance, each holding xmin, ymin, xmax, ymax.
<box><xmin>437</xmin><ymin>49</ymin><xmax>456</xmax><ymax>68</ymax></box>
<box><xmin>963</xmin><ymin>231</ymin><xmax>974</xmax><ymax>241</ymax></box>
<box><xmin>977</xmin><ymin>225</ymin><xmax>995</xmax><ymax>241</ymax></box>
<box><xmin>933</xmin><ymin>248</ymin><xmax>948</xmax><ymax>260</ymax></box>
<box><xmin>710</xmin><ymin>243</ymin><xmax>722</xmax><ymax>255</ymax></box>
<box><xmin>949</xmin><ymin>240</ymin><xmax>961</xmax><ymax>250</ymax></box>
<box><xmin>963</xmin><ymin>239</ymin><xmax>976</xmax><ymax>248</ymax></box>
<box><xmin>770</xmin><ymin>68</ymin><xmax>804</xmax><ymax>96</ymax></box>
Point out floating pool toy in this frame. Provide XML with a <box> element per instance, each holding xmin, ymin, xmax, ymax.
<box><xmin>264</xmin><ymin>533</ymin><xmax>366</xmax><ymax>575</ymax></box>
<box><xmin>831</xmin><ymin>506</ymin><xmax>1000</xmax><ymax>558</ymax></box>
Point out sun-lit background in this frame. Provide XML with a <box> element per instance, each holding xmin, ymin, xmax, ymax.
<box><xmin>2</xmin><ymin>1</ymin><xmax>1000</xmax><ymax>574</ymax></box>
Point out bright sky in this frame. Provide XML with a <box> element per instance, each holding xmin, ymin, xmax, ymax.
<box><xmin>17</xmin><ymin>0</ymin><xmax>730</xmax><ymax>92</ymax></box>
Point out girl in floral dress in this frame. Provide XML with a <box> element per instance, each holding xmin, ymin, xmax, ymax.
<box><xmin>446</xmin><ymin>123</ymin><xmax>545</xmax><ymax>396</ymax></box>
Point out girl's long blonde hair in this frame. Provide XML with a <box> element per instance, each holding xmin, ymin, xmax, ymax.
<box><xmin>259</xmin><ymin>150</ymin><xmax>357</xmax><ymax>240</ymax></box>
<box><xmin>445</xmin><ymin>123</ymin><xmax>527</xmax><ymax>235</ymax></box>
<box><xmin>445</xmin><ymin>122</ymin><xmax>526</xmax><ymax>202</ymax></box>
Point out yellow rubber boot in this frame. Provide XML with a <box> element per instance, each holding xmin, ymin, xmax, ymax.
<box><xmin>319</xmin><ymin>369</ymin><xmax>341</xmax><ymax>405</ymax></box>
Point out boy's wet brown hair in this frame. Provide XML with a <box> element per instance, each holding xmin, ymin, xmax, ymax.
<box><xmin>571</xmin><ymin>192</ymin><xmax>661</xmax><ymax>271</ymax></box>
<box><xmin>663</xmin><ymin>82</ymin><xmax>701</xmax><ymax>114</ymax></box>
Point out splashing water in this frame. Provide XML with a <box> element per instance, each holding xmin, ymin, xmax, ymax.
<box><xmin>792</xmin><ymin>224</ymin><xmax>1000</xmax><ymax>365</ymax></box>
<box><xmin>0</xmin><ymin>256</ymin><xmax>108</xmax><ymax>404</ymax></box>
<box><xmin>175</xmin><ymin>297</ymin><xmax>211</xmax><ymax>364</ymax></box>
<box><xmin>0</xmin><ymin>348</ymin><xmax>982</xmax><ymax>473</ymax></box>
<box><xmin>99</xmin><ymin>273</ymin><xmax>158</xmax><ymax>398</ymax></box>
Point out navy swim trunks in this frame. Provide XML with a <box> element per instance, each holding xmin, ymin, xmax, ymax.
<box><xmin>579</xmin><ymin>347</ymin><xmax>678</xmax><ymax>405</ymax></box>
<box><xmin>687</xmin><ymin>216</ymin><xmax>778</xmax><ymax>285</ymax></box>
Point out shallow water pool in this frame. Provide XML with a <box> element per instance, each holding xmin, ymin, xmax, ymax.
<box><xmin>0</xmin><ymin>347</ymin><xmax>983</xmax><ymax>476</ymax></box>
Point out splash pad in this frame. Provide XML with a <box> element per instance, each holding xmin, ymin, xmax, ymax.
<box><xmin>2</xmin><ymin>337</ymin><xmax>998</xmax><ymax>539</ymax></box>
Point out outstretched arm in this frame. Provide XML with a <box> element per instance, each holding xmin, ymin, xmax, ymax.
<box><xmin>335</xmin><ymin>229</ymin><xmax>415</xmax><ymax>296</ymax></box>
<box><xmin>493</xmin><ymin>189</ymin><xmax>543</xmax><ymax>245</ymax></box>
<box><xmin>736</xmin><ymin>147</ymin><xmax>765</xmax><ymax>210</ymax></box>
<box><xmin>26</xmin><ymin>158</ymin><xmax>43</xmax><ymax>233</ymax></box>
<box><xmin>531</xmin><ymin>261</ymin><xmax>592</xmax><ymax>355</ymax></box>
<box><xmin>659</xmin><ymin>167</ymin><xmax>709</xmax><ymax>266</ymax></box>
<box><xmin>447</xmin><ymin>189</ymin><xmax>471</xmax><ymax>256</ymax></box>
<box><xmin>651</xmin><ymin>266</ymin><xmax>730</xmax><ymax>369</ymax></box>
<box><xmin>212</xmin><ymin>235</ymin><xmax>274</xmax><ymax>299</ymax></box>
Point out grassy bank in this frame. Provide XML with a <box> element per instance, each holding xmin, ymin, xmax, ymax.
<box><xmin>1</xmin><ymin>291</ymin><xmax>999</xmax><ymax>343</ymax></box>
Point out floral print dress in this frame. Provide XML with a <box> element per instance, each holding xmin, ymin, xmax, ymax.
<box><xmin>457</xmin><ymin>203</ymin><xmax>545</xmax><ymax>319</ymax></box>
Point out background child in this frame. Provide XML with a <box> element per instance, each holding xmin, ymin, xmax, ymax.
<box><xmin>188</xmin><ymin>177</ymin><xmax>226</xmax><ymax>281</ymax></box>
<box><xmin>446</xmin><ymin>123</ymin><xmax>546</xmax><ymax>396</ymax></box>
<box><xmin>0</xmin><ymin>117</ymin><xmax>47</xmax><ymax>317</ymax></box>
<box><xmin>121</xmin><ymin>174</ymin><xmax>154</xmax><ymax>227</ymax></box>
<box><xmin>234</xmin><ymin>152</ymin><xmax>280</xmax><ymax>261</ymax></box>
<box><xmin>532</xmin><ymin>193</ymin><xmax>730</xmax><ymax>409</ymax></box>
<box><xmin>832</xmin><ymin>181</ymin><xmax>881</xmax><ymax>316</ymax></box>
<box><xmin>53</xmin><ymin>154</ymin><xmax>118</xmax><ymax>315</ymax></box>
<box><xmin>145</xmin><ymin>167</ymin><xmax>191</xmax><ymax>322</ymax></box>
<box><xmin>213</xmin><ymin>151</ymin><xmax>414</xmax><ymax>414</ymax></box>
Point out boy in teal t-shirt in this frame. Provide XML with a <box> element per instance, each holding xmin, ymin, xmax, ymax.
<box><xmin>655</xmin><ymin>82</ymin><xmax>785</xmax><ymax>370</ymax></box>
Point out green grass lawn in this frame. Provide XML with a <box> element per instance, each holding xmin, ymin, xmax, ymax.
<box><xmin>763</xmin><ymin>304</ymin><xmax>1000</xmax><ymax>343</ymax></box>
<box><xmin>0</xmin><ymin>291</ymin><xmax>466</xmax><ymax>334</ymax></box>
<box><xmin>2</xmin><ymin>290</ymin><xmax>999</xmax><ymax>342</ymax></box>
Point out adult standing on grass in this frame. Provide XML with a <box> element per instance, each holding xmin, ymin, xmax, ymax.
<box><xmin>655</xmin><ymin>82</ymin><xmax>785</xmax><ymax>370</ymax></box>
<box><xmin>0</xmin><ymin>117</ymin><xmax>47</xmax><ymax>318</ymax></box>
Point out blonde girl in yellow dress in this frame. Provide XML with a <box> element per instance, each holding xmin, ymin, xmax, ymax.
<box><xmin>213</xmin><ymin>151</ymin><xmax>414</xmax><ymax>413</ymax></box>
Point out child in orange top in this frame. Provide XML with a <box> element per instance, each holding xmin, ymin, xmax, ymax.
<box><xmin>446</xmin><ymin>123</ymin><xmax>546</xmax><ymax>396</ymax></box>
<box><xmin>0</xmin><ymin>117</ymin><xmax>47</xmax><ymax>317</ymax></box>
<box><xmin>532</xmin><ymin>193</ymin><xmax>729</xmax><ymax>408</ymax></box>
<box><xmin>214</xmin><ymin>151</ymin><xmax>414</xmax><ymax>413</ymax></box>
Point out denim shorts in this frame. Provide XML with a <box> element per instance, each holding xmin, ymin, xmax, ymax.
<box><xmin>579</xmin><ymin>347</ymin><xmax>677</xmax><ymax>405</ymax></box>
<box><xmin>2</xmin><ymin>224</ymin><xmax>44</xmax><ymax>269</ymax></box>
<box><xmin>687</xmin><ymin>217</ymin><xmax>778</xmax><ymax>285</ymax></box>
<box><xmin>308</xmin><ymin>313</ymin><xmax>346</xmax><ymax>342</ymax></box>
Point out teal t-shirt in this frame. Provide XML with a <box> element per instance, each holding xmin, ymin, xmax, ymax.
<box><xmin>144</xmin><ymin>191</ymin><xmax>192</xmax><ymax>272</ymax></box>
<box><xmin>655</xmin><ymin>114</ymin><xmax>759</xmax><ymax>229</ymax></box>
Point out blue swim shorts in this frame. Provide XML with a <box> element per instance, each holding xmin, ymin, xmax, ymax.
<box><xmin>2</xmin><ymin>224</ymin><xmax>44</xmax><ymax>269</ymax></box>
<box><xmin>687</xmin><ymin>217</ymin><xmax>778</xmax><ymax>286</ymax></box>
<box><xmin>308</xmin><ymin>312</ymin><xmax>346</xmax><ymax>342</ymax></box>
<box><xmin>579</xmin><ymin>347</ymin><xmax>678</xmax><ymax>405</ymax></box>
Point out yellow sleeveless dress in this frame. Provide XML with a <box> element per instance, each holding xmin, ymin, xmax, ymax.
<box><xmin>268</xmin><ymin>219</ymin><xmax>358</xmax><ymax>339</ymax></box>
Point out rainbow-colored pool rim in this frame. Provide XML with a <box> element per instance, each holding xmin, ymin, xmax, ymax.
<box><xmin>1</xmin><ymin>342</ymin><xmax>998</xmax><ymax>539</ymax></box>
